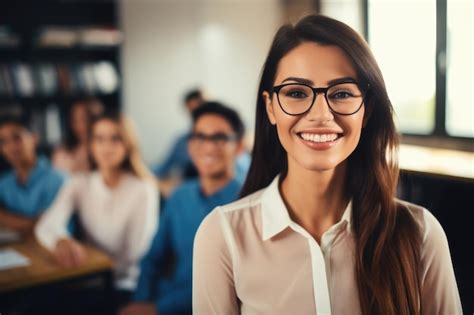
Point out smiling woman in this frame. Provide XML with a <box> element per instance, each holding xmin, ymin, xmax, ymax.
<box><xmin>263</xmin><ymin>43</ymin><xmax>366</xmax><ymax>172</ymax></box>
<box><xmin>192</xmin><ymin>15</ymin><xmax>462</xmax><ymax>315</ymax></box>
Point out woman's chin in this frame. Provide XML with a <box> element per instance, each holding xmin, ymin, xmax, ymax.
<box><xmin>295</xmin><ymin>158</ymin><xmax>345</xmax><ymax>173</ymax></box>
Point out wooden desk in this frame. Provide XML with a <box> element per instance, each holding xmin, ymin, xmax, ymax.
<box><xmin>0</xmin><ymin>235</ymin><xmax>113</xmax><ymax>293</ymax></box>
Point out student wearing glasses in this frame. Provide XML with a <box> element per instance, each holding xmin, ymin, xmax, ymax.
<box><xmin>119</xmin><ymin>102</ymin><xmax>245</xmax><ymax>315</ymax></box>
<box><xmin>35</xmin><ymin>112</ymin><xmax>158</xmax><ymax>300</ymax></box>
<box><xmin>154</xmin><ymin>90</ymin><xmax>251</xmax><ymax>199</ymax></box>
<box><xmin>193</xmin><ymin>15</ymin><xmax>462</xmax><ymax>315</ymax></box>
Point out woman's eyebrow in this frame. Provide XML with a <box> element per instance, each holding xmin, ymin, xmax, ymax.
<box><xmin>280</xmin><ymin>76</ymin><xmax>357</xmax><ymax>86</ymax></box>
<box><xmin>281</xmin><ymin>77</ymin><xmax>314</xmax><ymax>85</ymax></box>
<box><xmin>327</xmin><ymin>77</ymin><xmax>357</xmax><ymax>85</ymax></box>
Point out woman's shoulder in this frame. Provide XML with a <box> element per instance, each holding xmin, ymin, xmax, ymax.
<box><xmin>395</xmin><ymin>199</ymin><xmax>425</xmax><ymax>222</ymax></box>
<box><xmin>198</xmin><ymin>188</ymin><xmax>267</xmax><ymax>234</ymax></box>
<box><xmin>217</xmin><ymin>188</ymin><xmax>266</xmax><ymax>216</ymax></box>
<box><xmin>395</xmin><ymin>199</ymin><xmax>447</xmax><ymax>246</ymax></box>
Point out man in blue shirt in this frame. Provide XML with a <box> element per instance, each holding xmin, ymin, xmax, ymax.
<box><xmin>153</xmin><ymin>90</ymin><xmax>250</xmax><ymax>199</ymax></box>
<box><xmin>119</xmin><ymin>102</ymin><xmax>247</xmax><ymax>315</ymax></box>
<box><xmin>0</xmin><ymin>115</ymin><xmax>66</xmax><ymax>234</ymax></box>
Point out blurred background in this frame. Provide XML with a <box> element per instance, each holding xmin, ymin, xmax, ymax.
<box><xmin>0</xmin><ymin>0</ymin><xmax>472</xmax><ymax>313</ymax></box>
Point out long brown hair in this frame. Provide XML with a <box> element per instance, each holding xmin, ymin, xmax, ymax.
<box><xmin>89</xmin><ymin>111</ymin><xmax>153</xmax><ymax>180</ymax></box>
<box><xmin>241</xmin><ymin>15</ymin><xmax>422</xmax><ymax>315</ymax></box>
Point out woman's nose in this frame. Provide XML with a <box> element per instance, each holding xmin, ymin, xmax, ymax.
<box><xmin>304</xmin><ymin>93</ymin><xmax>334</xmax><ymax>123</ymax></box>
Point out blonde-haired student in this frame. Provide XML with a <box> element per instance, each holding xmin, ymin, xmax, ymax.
<box><xmin>36</xmin><ymin>111</ymin><xmax>158</xmax><ymax>301</ymax></box>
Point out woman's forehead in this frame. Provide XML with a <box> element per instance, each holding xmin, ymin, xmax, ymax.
<box><xmin>274</xmin><ymin>42</ymin><xmax>357</xmax><ymax>86</ymax></box>
<box><xmin>93</xmin><ymin>119</ymin><xmax>120</xmax><ymax>133</ymax></box>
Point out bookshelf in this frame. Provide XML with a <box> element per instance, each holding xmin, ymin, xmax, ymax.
<box><xmin>0</xmin><ymin>0</ymin><xmax>121</xmax><ymax>169</ymax></box>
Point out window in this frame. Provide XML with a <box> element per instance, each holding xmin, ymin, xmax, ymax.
<box><xmin>367</xmin><ymin>0</ymin><xmax>473</xmax><ymax>141</ymax></box>
<box><xmin>446</xmin><ymin>0</ymin><xmax>473</xmax><ymax>137</ymax></box>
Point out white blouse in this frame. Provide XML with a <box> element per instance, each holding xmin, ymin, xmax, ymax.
<box><xmin>35</xmin><ymin>171</ymin><xmax>159</xmax><ymax>290</ymax></box>
<box><xmin>193</xmin><ymin>175</ymin><xmax>462</xmax><ymax>315</ymax></box>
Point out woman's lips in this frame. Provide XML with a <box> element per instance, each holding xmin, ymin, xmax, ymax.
<box><xmin>297</xmin><ymin>132</ymin><xmax>343</xmax><ymax>150</ymax></box>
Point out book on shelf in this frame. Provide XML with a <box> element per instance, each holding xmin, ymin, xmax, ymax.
<box><xmin>45</xmin><ymin>104</ymin><xmax>62</xmax><ymax>145</ymax></box>
<box><xmin>0</xmin><ymin>65</ymin><xmax>14</xmax><ymax>95</ymax></box>
<box><xmin>35</xmin><ymin>63</ymin><xmax>58</xmax><ymax>96</ymax></box>
<box><xmin>12</xmin><ymin>64</ymin><xmax>35</xmax><ymax>97</ymax></box>
<box><xmin>81</xmin><ymin>62</ymin><xmax>97</xmax><ymax>94</ymax></box>
<box><xmin>36</xmin><ymin>27</ymin><xmax>78</xmax><ymax>48</ymax></box>
<box><xmin>36</xmin><ymin>26</ymin><xmax>122</xmax><ymax>48</ymax></box>
<box><xmin>80</xmin><ymin>27</ymin><xmax>123</xmax><ymax>47</ymax></box>
<box><xmin>94</xmin><ymin>61</ymin><xmax>119</xmax><ymax>94</ymax></box>
<box><xmin>0</xmin><ymin>62</ymin><xmax>119</xmax><ymax>98</ymax></box>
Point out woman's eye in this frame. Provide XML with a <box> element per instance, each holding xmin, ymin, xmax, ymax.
<box><xmin>330</xmin><ymin>91</ymin><xmax>353</xmax><ymax>99</ymax></box>
<box><xmin>286</xmin><ymin>90</ymin><xmax>308</xmax><ymax>98</ymax></box>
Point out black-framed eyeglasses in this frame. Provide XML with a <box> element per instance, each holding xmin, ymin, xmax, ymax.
<box><xmin>188</xmin><ymin>132</ymin><xmax>238</xmax><ymax>147</ymax></box>
<box><xmin>272</xmin><ymin>81</ymin><xmax>369</xmax><ymax>116</ymax></box>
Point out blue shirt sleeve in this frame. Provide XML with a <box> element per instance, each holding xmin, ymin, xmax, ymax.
<box><xmin>154</xmin><ymin>134</ymin><xmax>190</xmax><ymax>178</ymax></box>
<box><xmin>133</xmin><ymin>199</ymin><xmax>174</xmax><ymax>301</ymax></box>
<box><xmin>41</xmin><ymin>171</ymin><xmax>67</xmax><ymax>211</ymax></box>
<box><xmin>0</xmin><ymin>173</ymin><xmax>8</xmax><ymax>207</ymax></box>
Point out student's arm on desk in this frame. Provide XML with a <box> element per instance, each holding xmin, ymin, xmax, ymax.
<box><xmin>35</xmin><ymin>178</ymin><xmax>86</xmax><ymax>267</ymax></box>
<box><xmin>0</xmin><ymin>207</ymin><xmax>37</xmax><ymax>233</ymax></box>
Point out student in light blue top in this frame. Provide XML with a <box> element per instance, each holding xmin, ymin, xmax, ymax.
<box><xmin>119</xmin><ymin>102</ymin><xmax>246</xmax><ymax>315</ymax></box>
<box><xmin>0</xmin><ymin>115</ymin><xmax>66</xmax><ymax>233</ymax></box>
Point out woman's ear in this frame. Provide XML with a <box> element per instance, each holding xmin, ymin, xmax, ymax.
<box><xmin>263</xmin><ymin>91</ymin><xmax>277</xmax><ymax>125</ymax></box>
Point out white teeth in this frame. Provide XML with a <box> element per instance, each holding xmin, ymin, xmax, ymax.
<box><xmin>300</xmin><ymin>133</ymin><xmax>338</xmax><ymax>143</ymax></box>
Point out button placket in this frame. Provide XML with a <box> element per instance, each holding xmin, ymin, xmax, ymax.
<box><xmin>290</xmin><ymin>223</ymin><xmax>332</xmax><ymax>315</ymax></box>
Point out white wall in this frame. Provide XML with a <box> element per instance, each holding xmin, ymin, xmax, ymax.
<box><xmin>321</xmin><ymin>0</ymin><xmax>365</xmax><ymax>36</ymax></box>
<box><xmin>120</xmin><ymin>0</ymin><xmax>282</xmax><ymax>164</ymax></box>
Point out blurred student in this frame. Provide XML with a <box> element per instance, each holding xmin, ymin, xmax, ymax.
<box><xmin>52</xmin><ymin>98</ymin><xmax>104</xmax><ymax>174</ymax></box>
<box><xmin>35</xmin><ymin>111</ymin><xmax>158</xmax><ymax>299</ymax></box>
<box><xmin>155</xmin><ymin>90</ymin><xmax>251</xmax><ymax>197</ymax></box>
<box><xmin>119</xmin><ymin>102</ymin><xmax>245</xmax><ymax>315</ymax></box>
<box><xmin>0</xmin><ymin>115</ymin><xmax>66</xmax><ymax>234</ymax></box>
